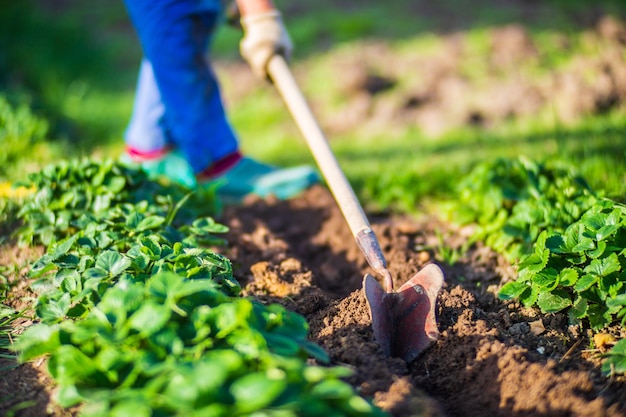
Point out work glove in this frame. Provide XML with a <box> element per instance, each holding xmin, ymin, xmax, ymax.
<box><xmin>239</xmin><ymin>10</ymin><xmax>293</xmax><ymax>79</ymax></box>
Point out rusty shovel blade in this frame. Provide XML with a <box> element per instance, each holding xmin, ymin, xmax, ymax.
<box><xmin>363</xmin><ymin>263</ymin><xmax>444</xmax><ymax>363</ymax></box>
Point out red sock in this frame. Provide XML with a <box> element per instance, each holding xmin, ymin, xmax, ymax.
<box><xmin>196</xmin><ymin>150</ymin><xmax>243</xmax><ymax>181</ymax></box>
<box><xmin>126</xmin><ymin>146</ymin><xmax>172</xmax><ymax>162</ymax></box>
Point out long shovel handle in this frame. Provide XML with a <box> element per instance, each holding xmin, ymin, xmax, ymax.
<box><xmin>267</xmin><ymin>55</ymin><xmax>389</xmax><ymax>276</ymax></box>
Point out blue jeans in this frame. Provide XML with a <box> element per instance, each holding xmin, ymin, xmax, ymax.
<box><xmin>123</xmin><ymin>0</ymin><xmax>238</xmax><ymax>173</ymax></box>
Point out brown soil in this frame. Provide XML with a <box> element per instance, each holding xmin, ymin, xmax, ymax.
<box><xmin>217</xmin><ymin>185</ymin><xmax>626</xmax><ymax>417</ymax></box>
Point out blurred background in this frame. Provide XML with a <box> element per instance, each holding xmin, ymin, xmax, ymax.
<box><xmin>1</xmin><ymin>0</ymin><xmax>625</xmax><ymax>211</ymax></box>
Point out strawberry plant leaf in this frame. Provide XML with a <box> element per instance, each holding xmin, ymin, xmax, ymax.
<box><xmin>137</xmin><ymin>215</ymin><xmax>165</xmax><ymax>232</ymax></box>
<box><xmin>546</xmin><ymin>234</ymin><xmax>566</xmax><ymax>253</ymax></box>
<box><xmin>84</xmin><ymin>267</ymin><xmax>109</xmax><ymax>280</ymax></box>
<box><xmin>587</xmin><ymin>240</ymin><xmax>607</xmax><ymax>259</ymax></box>
<box><xmin>587</xmin><ymin>304</ymin><xmax>611</xmax><ymax>330</ymax></box>
<box><xmin>602</xmin><ymin>339</ymin><xmax>626</xmax><ymax>376</ymax></box>
<box><xmin>110</xmin><ymin>400</ymin><xmax>151</xmax><ymax>417</ymax></box>
<box><xmin>56</xmin><ymin>384</ymin><xmax>82</xmax><ymax>408</ymax></box>
<box><xmin>531</xmin><ymin>268</ymin><xmax>559</xmax><ymax>290</ymax></box>
<box><xmin>498</xmin><ymin>281</ymin><xmax>529</xmax><ymax>300</ymax></box>
<box><xmin>558</xmin><ymin>268</ymin><xmax>578</xmax><ymax>287</ymax></box>
<box><xmin>50</xmin><ymin>235</ymin><xmax>78</xmax><ymax>260</ymax></box>
<box><xmin>519</xmin><ymin>285</ymin><xmax>538</xmax><ymax>307</ymax></box>
<box><xmin>231</xmin><ymin>372</ymin><xmax>287</xmax><ymax>413</ymax></box>
<box><xmin>96</xmin><ymin>251</ymin><xmax>131</xmax><ymax>278</ymax></box>
<box><xmin>15</xmin><ymin>324</ymin><xmax>61</xmax><ymax>362</ymax></box>
<box><xmin>606</xmin><ymin>294</ymin><xmax>626</xmax><ymax>313</ymax></box>
<box><xmin>584</xmin><ymin>253</ymin><xmax>620</xmax><ymax>277</ymax></box>
<box><xmin>571</xmin><ymin>296</ymin><xmax>588</xmax><ymax>319</ymax></box>
<box><xmin>311</xmin><ymin>379</ymin><xmax>355</xmax><ymax>399</ymax></box>
<box><xmin>128</xmin><ymin>302</ymin><xmax>171</xmax><ymax>336</ymax></box>
<box><xmin>574</xmin><ymin>274</ymin><xmax>598</xmax><ymax>292</ymax></box>
<box><xmin>518</xmin><ymin>249</ymin><xmax>549</xmax><ymax>277</ymax></box>
<box><xmin>537</xmin><ymin>289</ymin><xmax>572</xmax><ymax>313</ymax></box>
<box><xmin>36</xmin><ymin>292</ymin><xmax>71</xmax><ymax>323</ymax></box>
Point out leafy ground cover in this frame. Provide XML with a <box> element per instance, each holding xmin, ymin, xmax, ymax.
<box><xmin>1</xmin><ymin>0</ymin><xmax>626</xmax><ymax>416</ymax></box>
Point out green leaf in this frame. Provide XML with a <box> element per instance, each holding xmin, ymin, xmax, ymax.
<box><xmin>564</xmin><ymin>223</ymin><xmax>595</xmax><ymax>253</ymax></box>
<box><xmin>37</xmin><ymin>292</ymin><xmax>71</xmax><ymax>323</ymax></box>
<box><xmin>137</xmin><ymin>216</ymin><xmax>166</xmax><ymax>232</ymax></box>
<box><xmin>602</xmin><ymin>339</ymin><xmax>626</xmax><ymax>376</ymax></box>
<box><xmin>311</xmin><ymin>379</ymin><xmax>354</xmax><ymax>399</ymax></box>
<box><xmin>584</xmin><ymin>253</ymin><xmax>621</xmax><ymax>277</ymax></box>
<box><xmin>301</xmin><ymin>340</ymin><xmax>330</xmax><ymax>363</ymax></box>
<box><xmin>231</xmin><ymin>371</ymin><xmax>287</xmax><ymax>412</ymax></box>
<box><xmin>191</xmin><ymin>217</ymin><xmax>229</xmax><ymax>234</ymax></box>
<box><xmin>110</xmin><ymin>399</ymin><xmax>152</xmax><ymax>417</ymax></box>
<box><xmin>537</xmin><ymin>290</ymin><xmax>572</xmax><ymax>313</ymax></box>
<box><xmin>49</xmin><ymin>235</ymin><xmax>78</xmax><ymax>260</ymax></box>
<box><xmin>574</xmin><ymin>274</ymin><xmax>598</xmax><ymax>292</ymax></box>
<box><xmin>607</xmin><ymin>294</ymin><xmax>626</xmax><ymax>312</ymax></box>
<box><xmin>587</xmin><ymin>241</ymin><xmax>607</xmax><ymax>258</ymax></box>
<box><xmin>518</xmin><ymin>249</ymin><xmax>549</xmax><ymax>275</ymax></box>
<box><xmin>531</xmin><ymin>268</ymin><xmax>559</xmax><ymax>290</ymax></box>
<box><xmin>15</xmin><ymin>324</ymin><xmax>61</xmax><ymax>362</ymax></box>
<box><xmin>56</xmin><ymin>384</ymin><xmax>82</xmax><ymax>408</ymax></box>
<box><xmin>498</xmin><ymin>282</ymin><xmax>530</xmax><ymax>300</ymax></box>
<box><xmin>84</xmin><ymin>267</ymin><xmax>109</xmax><ymax>280</ymax></box>
<box><xmin>140</xmin><ymin>236</ymin><xmax>162</xmax><ymax>259</ymax></box>
<box><xmin>106</xmin><ymin>176</ymin><xmax>127</xmax><ymax>194</ymax></box>
<box><xmin>558</xmin><ymin>268</ymin><xmax>579</xmax><ymax>287</ymax></box>
<box><xmin>519</xmin><ymin>285</ymin><xmax>538</xmax><ymax>307</ymax></box>
<box><xmin>128</xmin><ymin>302</ymin><xmax>171</xmax><ymax>336</ymax></box>
<box><xmin>263</xmin><ymin>333</ymin><xmax>301</xmax><ymax>357</ymax></box>
<box><xmin>96</xmin><ymin>251</ymin><xmax>131</xmax><ymax>277</ymax></box>
<box><xmin>545</xmin><ymin>234</ymin><xmax>566</xmax><ymax>253</ymax></box>
<box><xmin>48</xmin><ymin>344</ymin><xmax>98</xmax><ymax>384</ymax></box>
<box><xmin>571</xmin><ymin>296</ymin><xmax>588</xmax><ymax>319</ymax></box>
<box><xmin>588</xmin><ymin>304</ymin><xmax>611</xmax><ymax>330</ymax></box>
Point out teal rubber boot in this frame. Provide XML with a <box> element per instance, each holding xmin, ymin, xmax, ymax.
<box><xmin>120</xmin><ymin>150</ymin><xmax>197</xmax><ymax>189</ymax></box>
<box><xmin>209</xmin><ymin>157</ymin><xmax>319</xmax><ymax>203</ymax></box>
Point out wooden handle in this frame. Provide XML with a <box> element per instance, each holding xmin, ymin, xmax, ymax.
<box><xmin>267</xmin><ymin>55</ymin><xmax>370</xmax><ymax>237</ymax></box>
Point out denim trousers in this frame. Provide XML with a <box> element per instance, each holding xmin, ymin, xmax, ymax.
<box><xmin>123</xmin><ymin>0</ymin><xmax>238</xmax><ymax>173</ymax></box>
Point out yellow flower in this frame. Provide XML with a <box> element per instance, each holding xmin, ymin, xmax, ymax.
<box><xmin>0</xmin><ymin>182</ymin><xmax>34</xmax><ymax>199</ymax></box>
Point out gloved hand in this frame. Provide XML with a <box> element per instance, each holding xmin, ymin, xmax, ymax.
<box><xmin>239</xmin><ymin>10</ymin><xmax>293</xmax><ymax>79</ymax></box>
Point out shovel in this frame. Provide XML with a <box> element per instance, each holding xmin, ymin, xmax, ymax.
<box><xmin>267</xmin><ymin>55</ymin><xmax>445</xmax><ymax>362</ymax></box>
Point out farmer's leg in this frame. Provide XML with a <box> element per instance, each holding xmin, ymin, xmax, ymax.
<box><xmin>125</xmin><ymin>59</ymin><xmax>169</xmax><ymax>156</ymax></box>
<box><xmin>123</xmin><ymin>0</ymin><xmax>237</xmax><ymax>173</ymax></box>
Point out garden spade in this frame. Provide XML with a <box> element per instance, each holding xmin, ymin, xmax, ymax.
<box><xmin>266</xmin><ymin>55</ymin><xmax>444</xmax><ymax>362</ymax></box>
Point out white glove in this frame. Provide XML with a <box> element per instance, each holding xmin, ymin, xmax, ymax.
<box><xmin>239</xmin><ymin>11</ymin><xmax>293</xmax><ymax>79</ymax></box>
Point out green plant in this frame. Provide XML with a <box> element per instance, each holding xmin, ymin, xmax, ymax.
<box><xmin>16</xmin><ymin>272</ymin><xmax>384</xmax><ymax>417</ymax></box>
<box><xmin>499</xmin><ymin>199</ymin><xmax>626</xmax><ymax>375</ymax></box>
<box><xmin>28</xmin><ymin>203</ymin><xmax>236</xmax><ymax>324</ymax></box>
<box><xmin>602</xmin><ymin>338</ymin><xmax>626</xmax><ymax>376</ymax></box>
<box><xmin>14</xmin><ymin>159</ymin><xmax>385</xmax><ymax>415</ymax></box>
<box><xmin>15</xmin><ymin>158</ymin><xmax>218</xmax><ymax>246</ymax></box>
<box><xmin>0</xmin><ymin>95</ymin><xmax>48</xmax><ymax>179</ymax></box>
<box><xmin>499</xmin><ymin>199</ymin><xmax>626</xmax><ymax>329</ymax></box>
<box><xmin>443</xmin><ymin>157</ymin><xmax>598</xmax><ymax>260</ymax></box>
